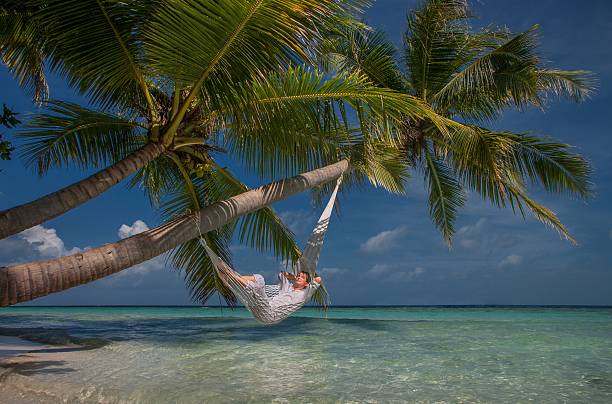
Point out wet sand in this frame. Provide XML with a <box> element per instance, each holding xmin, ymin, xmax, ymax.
<box><xmin>0</xmin><ymin>336</ymin><xmax>55</xmax><ymax>359</ymax></box>
<box><xmin>0</xmin><ymin>336</ymin><xmax>88</xmax><ymax>404</ymax></box>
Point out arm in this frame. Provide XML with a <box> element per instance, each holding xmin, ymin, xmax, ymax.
<box><xmin>314</xmin><ymin>276</ymin><xmax>322</xmax><ymax>284</ymax></box>
<box><xmin>280</xmin><ymin>271</ymin><xmax>296</xmax><ymax>281</ymax></box>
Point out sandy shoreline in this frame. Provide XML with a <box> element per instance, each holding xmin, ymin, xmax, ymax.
<box><xmin>0</xmin><ymin>335</ymin><xmax>85</xmax><ymax>375</ymax></box>
<box><xmin>0</xmin><ymin>336</ymin><xmax>90</xmax><ymax>403</ymax></box>
<box><xmin>0</xmin><ymin>336</ymin><xmax>56</xmax><ymax>360</ymax></box>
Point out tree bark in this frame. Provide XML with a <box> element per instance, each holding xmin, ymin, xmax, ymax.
<box><xmin>0</xmin><ymin>143</ymin><xmax>166</xmax><ymax>240</ymax></box>
<box><xmin>0</xmin><ymin>159</ymin><xmax>348</xmax><ymax>306</ymax></box>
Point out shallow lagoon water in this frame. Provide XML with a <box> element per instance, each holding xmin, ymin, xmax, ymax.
<box><xmin>1</xmin><ymin>306</ymin><xmax>611</xmax><ymax>403</ymax></box>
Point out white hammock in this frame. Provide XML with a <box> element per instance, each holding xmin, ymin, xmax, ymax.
<box><xmin>199</xmin><ymin>178</ymin><xmax>341</xmax><ymax>324</ymax></box>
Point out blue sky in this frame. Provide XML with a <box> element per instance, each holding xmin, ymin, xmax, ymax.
<box><xmin>1</xmin><ymin>0</ymin><xmax>611</xmax><ymax>306</ymax></box>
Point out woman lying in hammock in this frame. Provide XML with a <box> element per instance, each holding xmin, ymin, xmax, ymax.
<box><xmin>239</xmin><ymin>271</ymin><xmax>322</xmax><ymax>306</ymax></box>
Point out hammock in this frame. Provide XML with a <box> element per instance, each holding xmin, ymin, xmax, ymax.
<box><xmin>198</xmin><ymin>178</ymin><xmax>341</xmax><ymax>324</ymax></box>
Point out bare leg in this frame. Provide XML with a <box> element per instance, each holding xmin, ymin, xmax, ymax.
<box><xmin>237</xmin><ymin>275</ymin><xmax>256</xmax><ymax>287</ymax></box>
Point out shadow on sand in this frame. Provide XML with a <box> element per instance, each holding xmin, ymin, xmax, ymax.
<box><xmin>0</xmin><ymin>358</ymin><xmax>75</xmax><ymax>378</ymax></box>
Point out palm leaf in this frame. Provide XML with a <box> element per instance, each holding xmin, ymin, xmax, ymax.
<box><xmin>503</xmin><ymin>179</ymin><xmax>576</xmax><ymax>244</ymax></box>
<box><xmin>404</xmin><ymin>0</ymin><xmax>471</xmax><ymax>99</ymax></box>
<box><xmin>171</xmin><ymin>232</ymin><xmax>237</xmax><ymax>305</ymax></box>
<box><xmin>202</xmin><ymin>165</ymin><xmax>301</xmax><ymax>263</ymax></box>
<box><xmin>228</xmin><ymin>66</ymin><xmax>437</xmax><ymax>125</ymax></box>
<box><xmin>432</xmin><ymin>26</ymin><xmax>541</xmax><ymax>120</ymax></box>
<box><xmin>423</xmin><ymin>145</ymin><xmax>465</xmax><ymax>243</ymax></box>
<box><xmin>432</xmin><ymin>124</ymin><xmax>579</xmax><ymax>241</ymax></box>
<box><xmin>18</xmin><ymin>100</ymin><xmax>145</xmax><ymax>175</ymax></box>
<box><xmin>0</xmin><ymin>2</ymin><xmax>49</xmax><ymax>103</ymax></box>
<box><xmin>145</xmin><ymin>0</ymin><xmax>363</xmax><ymax>87</ymax></box>
<box><xmin>497</xmin><ymin>130</ymin><xmax>592</xmax><ymax>198</ymax></box>
<box><xmin>32</xmin><ymin>0</ymin><xmax>154</xmax><ymax>110</ymax></box>
<box><xmin>219</xmin><ymin>66</ymin><xmax>445</xmax><ymax>179</ymax></box>
<box><xmin>348</xmin><ymin>133</ymin><xmax>409</xmax><ymax>194</ymax></box>
<box><xmin>160</xmin><ymin>168</ymin><xmax>237</xmax><ymax>305</ymax></box>
<box><xmin>438</xmin><ymin>125</ymin><xmax>592</xmax><ymax>198</ymax></box>
<box><xmin>515</xmin><ymin>193</ymin><xmax>575</xmax><ymax>244</ymax></box>
<box><xmin>318</xmin><ymin>25</ymin><xmax>406</xmax><ymax>91</ymax></box>
<box><xmin>536</xmin><ymin>69</ymin><xmax>596</xmax><ymax>102</ymax></box>
<box><xmin>128</xmin><ymin>154</ymin><xmax>184</xmax><ymax>207</ymax></box>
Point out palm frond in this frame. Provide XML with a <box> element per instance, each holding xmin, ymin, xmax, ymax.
<box><xmin>500</xmin><ymin>131</ymin><xmax>592</xmax><ymax>198</ymax></box>
<box><xmin>536</xmin><ymin>69</ymin><xmax>596</xmax><ymax>102</ymax></box>
<box><xmin>503</xmin><ymin>181</ymin><xmax>576</xmax><ymax>244</ymax></box>
<box><xmin>0</xmin><ymin>2</ymin><xmax>48</xmax><ymax>103</ymax></box>
<box><xmin>318</xmin><ymin>25</ymin><xmax>405</xmax><ymax>91</ymax></box>
<box><xmin>438</xmin><ymin>124</ymin><xmax>592</xmax><ymax>198</ymax></box>
<box><xmin>423</xmin><ymin>145</ymin><xmax>465</xmax><ymax>243</ymax></box>
<box><xmin>18</xmin><ymin>100</ymin><xmax>145</xmax><ymax>175</ymax></box>
<box><xmin>171</xmin><ymin>231</ymin><xmax>237</xmax><ymax>305</ymax></box>
<box><xmin>160</xmin><ymin>168</ymin><xmax>237</xmax><ymax>305</ymax></box>
<box><xmin>128</xmin><ymin>154</ymin><xmax>182</xmax><ymax>207</ymax></box>
<box><xmin>431</xmin><ymin>124</ymin><xmax>580</xmax><ymax>242</ymax></box>
<box><xmin>348</xmin><ymin>134</ymin><xmax>409</xmax><ymax>194</ymax></box>
<box><xmin>310</xmin><ymin>282</ymin><xmax>331</xmax><ymax>310</ymax></box>
<box><xmin>214</xmin><ymin>66</ymin><xmax>443</xmax><ymax>184</ymax></box>
<box><xmin>404</xmin><ymin>0</ymin><xmax>471</xmax><ymax>99</ymax></box>
<box><xmin>33</xmin><ymin>0</ymin><xmax>154</xmax><ymax>110</ymax></box>
<box><xmin>432</xmin><ymin>26</ymin><xmax>541</xmax><ymax>120</ymax></box>
<box><xmin>230</xmin><ymin>66</ymin><xmax>437</xmax><ymax>124</ymax></box>
<box><xmin>225</xmin><ymin>123</ymin><xmax>349</xmax><ymax>181</ymax></box>
<box><xmin>202</xmin><ymin>165</ymin><xmax>301</xmax><ymax>264</ymax></box>
<box><xmin>145</xmin><ymin>0</ymin><xmax>363</xmax><ymax>92</ymax></box>
<box><xmin>430</xmin><ymin>123</ymin><xmax>519</xmax><ymax>211</ymax></box>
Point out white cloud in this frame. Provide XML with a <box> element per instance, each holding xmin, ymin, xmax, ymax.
<box><xmin>18</xmin><ymin>225</ymin><xmax>81</xmax><ymax>258</ymax></box>
<box><xmin>366</xmin><ymin>264</ymin><xmax>425</xmax><ymax>282</ymax></box>
<box><xmin>318</xmin><ymin>267</ymin><xmax>348</xmax><ymax>277</ymax></box>
<box><xmin>367</xmin><ymin>263</ymin><xmax>392</xmax><ymax>276</ymax></box>
<box><xmin>360</xmin><ymin>226</ymin><xmax>407</xmax><ymax>254</ymax></box>
<box><xmin>456</xmin><ymin>218</ymin><xmax>487</xmax><ymax>249</ymax></box>
<box><xmin>1</xmin><ymin>220</ymin><xmax>168</xmax><ymax>287</ymax></box>
<box><xmin>109</xmin><ymin>220</ymin><xmax>170</xmax><ymax>283</ymax></box>
<box><xmin>393</xmin><ymin>267</ymin><xmax>425</xmax><ymax>281</ymax></box>
<box><xmin>498</xmin><ymin>254</ymin><xmax>523</xmax><ymax>267</ymax></box>
<box><xmin>118</xmin><ymin>220</ymin><xmax>149</xmax><ymax>239</ymax></box>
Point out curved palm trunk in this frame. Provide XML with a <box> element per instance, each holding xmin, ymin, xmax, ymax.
<box><xmin>0</xmin><ymin>143</ymin><xmax>165</xmax><ymax>240</ymax></box>
<box><xmin>0</xmin><ymin>160</ymin><xmax>348</xmax><ymax>306</ymax></box>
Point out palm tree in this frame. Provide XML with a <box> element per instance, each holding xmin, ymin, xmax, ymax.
<box><xmin>0</xmin><ymin>0</ymin><xmax>434</xmax><ymax>239</ymax></box>
<box><xmin>0</xmin><ymin>0</ymin><xmax>439</xmax><ymax>305</ymax></box>
<box><xmin>1</xmin><ymin>159</ymin><xmax>348</xmax><ymax>306</ymax></box>
<box><xmin>0</xmin><ymin>0</ymin><xmax>594</xmax><ymax>307</ymax></box>
<box><xmin>317</xmin><ymin>0</ymin><xmax>594</xmax><ymax>243</ymax></box>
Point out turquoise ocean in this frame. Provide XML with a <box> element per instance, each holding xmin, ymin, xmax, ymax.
<box><xmin>1</xmin><ymin>306</ymin><xmax>611</xmax><ymax>403</ymax></box>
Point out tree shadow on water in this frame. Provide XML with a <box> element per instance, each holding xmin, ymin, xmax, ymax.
<box><xmin>190</xmin><ymin>316</ymin><xmax>402</xmax><ymax>343</ymax></box>
<box><xmin>2</xmin><ymin>315</ymin><xmax>413</xmax><ymax>347</ymax></box>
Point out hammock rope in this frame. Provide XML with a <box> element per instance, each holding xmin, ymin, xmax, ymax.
<box><xmin>196</xmin><ymin>177</ymin><xmax>342</xmax><ymax>324</ymax></box>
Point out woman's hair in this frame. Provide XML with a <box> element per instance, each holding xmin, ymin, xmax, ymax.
<box><xmin>300</xmin><ymin>271</ymin><xmax>311</xmax><ymax>283</ymax></box>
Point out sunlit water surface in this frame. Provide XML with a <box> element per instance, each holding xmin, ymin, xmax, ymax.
<box><xmin>1</xmin><ymin>306</ymin><xmax>611</xmax><ymax>403</ymax></box>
